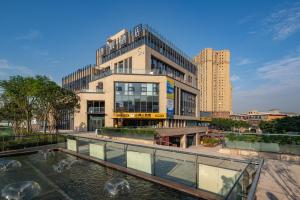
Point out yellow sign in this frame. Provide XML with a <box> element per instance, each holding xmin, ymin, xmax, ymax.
<box><xmin>113</xmin><ymin>112</ymin><xmax>167</xmax><ymax>119</ymax></box>
<box><xmin>200</xmin><ymin>117</ymin><xmax>212</xmax><ymax>122</ymax></box>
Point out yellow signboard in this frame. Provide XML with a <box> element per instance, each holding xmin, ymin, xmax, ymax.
<box><xmin>113</xmin><ymin>112</ymin><xmax>167</xmax><ymax>119</ymax></box>
<box><xmin>200</xmin><ymin>117</ymin><xmax>212</xmax><ymax>122</ymax></box>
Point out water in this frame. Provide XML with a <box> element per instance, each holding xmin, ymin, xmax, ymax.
<box><xmin>104</xmin><ymin>178</ymin><xmax>130</xmax><ymax>197</ymax></box>
<box><xmin>0</xmin><ymin>160</ymin><xmax>22</xmax><ymax>172</ymax></box>
<box><xmin>38</xmin><ymin>150</ymin><xmax>55</xmax><ymax>160</ymax></box>
<box><xmin>1</xmin><ymin>181</ymin><xmax>41</xmax><ymax>200</ymax></box>
<box><xmin>0</xmin><ymin>152</ymin><xmax>196</xmax><ymax>200</ymax></box>
<box><xmin>52</xmin><ymin>159</ymin><xmax>81</xmax><ymax>173</ymax></box>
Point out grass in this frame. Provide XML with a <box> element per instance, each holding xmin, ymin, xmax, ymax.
<box><xmin>226</xmin><ymin>133</ymin><xmax>300</xmax><ymax>145</ymax></box>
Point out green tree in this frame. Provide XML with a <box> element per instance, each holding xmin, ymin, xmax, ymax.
<box><xmin>49</xmin><ymin>87</ymin><xmax>79</xmax><ymax>133</ymax></box>
<box><xmin>0</xmin><ymin>76</ymin><xmax>40</xmax><ymax>133</ymax></box>
<box><xmin>211</xmin><ymin>118</ymin><xmax>250</xmax><ymax>131</ymax></box>
<box><xmin>0</xmin><ymin>75</ymin><xmax>80</xmax><ymax>134</ymax></box>
<box><xmin>259</xmin><ymin>116</ymin><xmax>300</xmax><ymax>133</ymax></box>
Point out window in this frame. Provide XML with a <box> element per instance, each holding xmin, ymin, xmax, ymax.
<box><xmin>151</xmin><ymin>56</ymin><xmax>185</xmax><ymax>80</ymax></box>
<box><xmin>180</xmin><ymin>90</ymin><xmax>196</xmax><ymax>116</ymax></box>
<box><xmin>115</xmin><ymin>82</ymin><xmax>159</xmax><ymax>113</ymax></box>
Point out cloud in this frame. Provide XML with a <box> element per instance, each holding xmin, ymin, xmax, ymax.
<box><xmin>233</xmin><ymin>53</ymin><xmax>300</xmax><ymax>113</ymax></box>
<box><xmin>263</xmin><ymin>2</ymin><xmax>300</xmax><ymax>40</ymax></box>
<box><xmin>16</xmin><ymin>30</ymin><xmax>41</xmax><ymax>40</ymax></box>
<box><xmin>236</xmin><ymin>58</ymin><xmax>254</xmax><ymax>66</ymax></box>
<box><xmin>231</xmin><ymin>74</ymin><xmax>240</xmax><ymax>81</ymax></box>
<box><xmin>0</xmin><ymin>59</ymin><xmax>34</xmax><ymax>80</ymax></box>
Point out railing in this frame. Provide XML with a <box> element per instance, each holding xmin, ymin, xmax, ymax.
<box><xmin>66</xmin><ymin>135</ymin><xmax>263</xmax><ymax>199</ymax></box>
<box><xmin>91</xmin><ymin>68</ymin><xmax>197</xmax><ymax>87</ymax></box>
<box><xmin>88</xmin><ymin>107</ymin><xmax>105</xmax><ymax>114</ymax></box>
<box><xmin>0</xmin><ymin>134</ymin><xmax>66</xmax><ymax>152</ymax></box>
<box><xmin>77</xmin><ymin>89</ymin><xmax>104</xmax><ymax>93</ymax></box>
<box><xmin>224</xmin><ymin>134</ymin><xmax>300</xmax><ymax>155</ymax></box>
<box><xmin>247</xmin><ymin>159</ymin><xmax>264</xmax><ymax>200</ymax></box>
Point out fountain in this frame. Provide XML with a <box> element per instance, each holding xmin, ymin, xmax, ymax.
<box><xmin>103</xmin><ymin>178</ymin><xmax>130</xmax><ymax>198</ymax></box>
<box><xmin>1</xmin><ymin>181</ymin><xmax>41</xmax><ymax>200</ymax></box>
<box><xmin>38</xmin><ymin>149</ymin><xmax>55</xmax><ymax>160</ymax></box>
<box><xmin>52</xmin><ymin>159</ymin><xmax>81</xmax><ymax>173</ymax></box>
<box><xmin>0</xmin><ymin>160</ymin><xmax>22</xmax><ymax>172</ymax></box>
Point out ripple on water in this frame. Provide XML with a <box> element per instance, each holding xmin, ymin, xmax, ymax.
<box><xmin>104</xmin><ymin>178</ymin><xmax>130</xmax><ymax>198</ymax></box>
<box><xmin>0</xmin><ymin>160</ymin><xmax>22</xmax><ymax>172</ymax></box>
<box><xmin>1</xmin><ymin>181</ymin><xmax>41</xmax><ymax>200</ymax></box>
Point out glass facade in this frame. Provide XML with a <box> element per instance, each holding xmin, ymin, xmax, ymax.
<box><xmin>180</xmin><ymin>90</ymin><xmax>196</xmax><ymax>116</ymax></box>
<box><xmin>151</xmin><ymin>56</ymin><xmax>185</xmax><ymax>81</ymax></box>
<box><xmin>115</xmin><ymin>82</ymin><xmax>159</xmax><ymax>113</ymax></box>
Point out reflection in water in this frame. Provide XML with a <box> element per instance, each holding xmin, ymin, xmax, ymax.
<box><xmin>104</xmin><ymin>178</ymin><xmax>130</xmax><ymax>198</ymax></box>
<box><xmin>1</xmin><ymin>181</ymin><xmax>41</xmax><ymax>200</ymax></box>
<box><xmin>52</xmin><ymin>159</ymin><xmax>81</xmax><ymax>173</ymax></box>
<box><xmin>38</xmin><ymin>149</ymin><xmax>55</xmax><ymax>160</ymax></box>
<box><xmin>0</xmin><ymin>160</ymin><xmax>22</xmax><ymax>172</ymax></box>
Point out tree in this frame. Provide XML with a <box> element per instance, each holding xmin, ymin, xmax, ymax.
<box><xmin>0</xmin><ymin>76</ymin><xmax>40</xmax><ymax>133</ymax></box>
<box><xmin>211</xmin><ymin>118</ymin><xmax>250</xmax><ymax>131</ymax></box>
<box><xmin>259</xmin><ymin>116</ymin><xmax>300</xmax><ymax>133</ymax></box>
<box><xmin>49</xmin><ymin>87</ymin><xmax>79</xmax><ymax>133</ymax></box>
<box><xmin>0</xmin><ymin>75</ymin><xmax>79</xmax><ymax>134</ymax></box>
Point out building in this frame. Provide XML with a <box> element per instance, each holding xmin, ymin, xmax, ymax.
<box><xmin>194</xmin><ymin>48</ymin><xmax>232</xmax><ymax>118</ymax></box>
<box><xmin>230</xmin><ymin>109</ymin><xmax>298</xmax><ymax>127</ymax></box>
<box><xmin>62</xmin><ymin>24</ymin><xmax>203</xmax><ymax>131</ymax></box>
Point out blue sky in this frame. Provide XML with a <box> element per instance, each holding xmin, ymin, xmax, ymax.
<box><xmin>0</xmin><ymin>0</ymin><xmax>300</xmax><ymax>113</ymax></box>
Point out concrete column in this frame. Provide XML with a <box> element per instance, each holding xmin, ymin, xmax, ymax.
<box><xmin>196</xmin><ymin>133</ymin><xmax>200</xmax><ymax>146</ymax></box>
<box><xmin>180</xmin><ymin>134</ymin><xmax>187</xmax><ymax>148</ymax></box>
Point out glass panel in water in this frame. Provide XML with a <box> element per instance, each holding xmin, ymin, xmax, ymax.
<box><xmin>197</xmin><ymin>156</ymin><xmax>246</xmax><ymax>197</ymax></box>
<box><xmin>77</xmin><ymin>138</ymin><xmax>90</xmax><ymax>155</ymax></box>
<box><xmin>106</xmin><ymin>142</ymin><xmax>126</xmax><ymax>166</ymax></box>
<box><xmin>154</xmin><ymin>150</ymin><xmax>196</xmax><ymax>187</ymax></box>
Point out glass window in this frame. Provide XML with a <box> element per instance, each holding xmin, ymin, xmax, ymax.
<box><xmin>114</xmin><ymin>82</ymin><xmax>159</xmax><ymax>113</ymax></box>
<box><xmin>180</xmin><ymin>90</ymin><xmax>196</xmax><ymax>116</ymax></box>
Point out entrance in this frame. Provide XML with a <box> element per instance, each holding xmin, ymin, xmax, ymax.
<box><xmin>119</xmin><ymin>119</ymin><xmax>162</xmax><ymax>128</ymax></box>
<box><xmin>88</xmin><ymin>115</ymin><xmax>105</xmax><ymax>131</ymax></box>
<box><xmin>187</xmin><ymin>134</ymin><xmax>195</xmax><ymax>147</ymax></box>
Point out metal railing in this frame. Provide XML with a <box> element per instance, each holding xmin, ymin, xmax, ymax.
<box><xmin>247</xmin><ymin>159</ymin><xmax>264</xmax><ymax>200</ymax></box>
<box><xmin>88</xmin><ymin>107</ymin><xmax>105</xmax><ymax>114</ymax></box>
<box><xmin>0</xmin><ymin>133</ymin><xmax>264</xmax><ymax>199</ymax></box>
<box><xmin>224</xmin><ymin>134</ymin><xmax>300</xmax><ymax>155</ymax></box>
<box><xmin>91</xmin><ymin>68</ymin><xmax>196</xmax><ymax>87</ymax></box>
<box><xmin>66</xmin><ymin>135</ymin><xmax>263</xmax><ymax>199</ymax></box>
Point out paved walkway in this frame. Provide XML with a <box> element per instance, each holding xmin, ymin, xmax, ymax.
<box><xmin>68</xmin><ymin>132</ymin><xmax>300</xmax><ymax>200</ymax></box>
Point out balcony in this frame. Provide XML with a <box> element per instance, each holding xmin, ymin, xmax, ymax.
<box><xmin>88</xmin><ymin>107</ymin><xmax>105</xmax><ymax>114</ymax></box>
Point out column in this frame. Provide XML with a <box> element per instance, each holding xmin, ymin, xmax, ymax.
<box><xmin>196</xmin><ymin>133</ymin><xmax>200</xmax><ymax>146</ymax></box>
<box><xmin>180</xmin><ymin>134</ymin><xmax>187</xmax><ymax>148</ymax></box>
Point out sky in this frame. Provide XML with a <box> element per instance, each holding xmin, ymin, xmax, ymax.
<box><xmin>0</xmin><ymin>0</ymin><xmax>300</xmax><ymax>113</ymax></box>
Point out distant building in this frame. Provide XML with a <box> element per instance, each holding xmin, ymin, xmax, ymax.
<box><xmin>231</xmin><ymin>109</ymin><xmax>298</xmax><ymax>127</ymax></box>
<box><xmin>194</xmin><ymin>48</ymin><xmax>232</xmax><ymax>118</ymax></box>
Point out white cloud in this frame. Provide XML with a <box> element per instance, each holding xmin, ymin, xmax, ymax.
<box><xmin>236</xmin><ymin>58</ymin><xmax>254</xmax><ymax>66</ymax></box>
<box><xmin>231</xmin><ymin>74</ymin><xmax>240</xmax><ymax>81</ymax></box>
<box><xmin>264</xmin><ymin>2</ymin><xmax>300</xmax><ymax>40</ymax></box>
<box><xmin>258</xmin><ymin>55</ymin><xmax>300</xmax><ymax>86</ymax></box>
<box><xmin>0</xmin><ymin>59</ymin><xmax>34</xmax><ymax>80</ymax></box>
<box><xmin>233</xmin><ymin>53</ymin><xmax>300</xmax><ymax>113</ymax></box>
<box><xmin>16</xmin><ymin>30</ymin><xmax>41</xmax><ymax>40</ymax></box>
